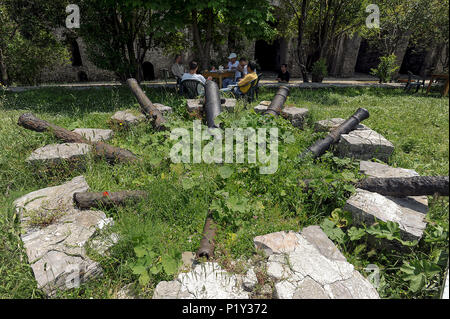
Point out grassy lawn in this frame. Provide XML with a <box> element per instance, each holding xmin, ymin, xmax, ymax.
<box><xmin>0</xmin><ymin>86</ymin><xmax>448</xmax><ymax>299</ymax></box>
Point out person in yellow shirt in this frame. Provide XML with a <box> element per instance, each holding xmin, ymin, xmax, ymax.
<box><xmin>220</xmin><ymin>61</ymin><xmax>258</xmax><ymax>97</ymax></box>
<box><xmin>234</xmin><ymin>61</ymin><xmax>258</xmax><ymax>96</ymax></box>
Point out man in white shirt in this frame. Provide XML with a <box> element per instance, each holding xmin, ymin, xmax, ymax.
<box><xmin>181</xmin><ymin>61</ymin><xmax>212</xmax><ymax>85</ymax></box>
<box><xmin>223</xmin><ymin>53</ymin><xmax>240</xmax><ymax>88</ymax></box>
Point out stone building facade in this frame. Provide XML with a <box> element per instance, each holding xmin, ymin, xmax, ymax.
<box><xmin>40</xmin><ymin>27</ymin><xmax>447</xmax><ymax>83</ymax></box>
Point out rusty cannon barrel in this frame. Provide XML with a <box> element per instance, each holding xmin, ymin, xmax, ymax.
<box><xmin>204</xmin><ymin>80</ymin><xmax>222</xmax><ymax>128</ymax></box>
<box><xmin>357</xmin><ymin>176</ymin><xmax>449</xmax><ymax>197</ymax></box>
<box><xmin>196</xmin><ymin>215</ymin><xmax>217</xmax><ymax>260</ymax></box>
<box><xmin>300</xmin><ymin>107</ymin><xmax>370</xmax><ymax>159</ymax></box>
<box><xmin>265</xmin><ymin>86</ymin><xmax>290</xmax><ymax>116</ymax></box>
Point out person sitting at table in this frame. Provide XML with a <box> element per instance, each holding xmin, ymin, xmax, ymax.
<box><xmin>222</xmin><ymin>53</ymin><xmax>239</xmax><ymax>88</ymax></box>
<box><xmin>235</xmin><ymin>57</ymin><xmax>248</xmax><ymax>82</ymax></box>
<box><xmin>277</xmin><ymin>64</ymin><xmax>290</xmax><ymax>83</ymax></box>
<box><xmin>181</xmin><ymin>61</ymin><xmax>212</xmax><ymax>85</ymax></box>
<box><xmin>222</xmin><ymin>61</ymin><xmax>258</xmax><ymax>97</ymax></box>
<box><xmin>171</xmin><ymin>54</ymin><xmax>185</xmax><ymax>84</ymax></box>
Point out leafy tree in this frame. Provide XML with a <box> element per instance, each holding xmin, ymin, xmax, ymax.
<box><xmin>181</xmin><ymin>0</ymin><xmax>276</xmax><ymax>70</ymax></box>
<box><xmin>78</xmin><ymin>0</ymin><xmax>185</xmax><ymax>82</ymax></box>
<box><xmin>0</xmin><ymin>0</ymin><xmax>69</xmax><ymax>85</ymax></box>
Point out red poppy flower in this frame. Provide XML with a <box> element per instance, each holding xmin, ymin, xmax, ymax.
<box><xmin>102</xmin><ymin>191</ymin><xmax>110</xmax><ymax>197</ymax></box>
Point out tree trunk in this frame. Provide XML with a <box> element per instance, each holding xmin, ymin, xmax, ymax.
<box><xmin>295</xmin><ymin>0</ymin><xmax>310</xmax><ymax>83</ymax></box>
<box><xmin>74</xmin><ymin>190</ymin><xmax>148</xmax><ymax>210</ymax></box>
<box><xmin>0</xmin><ymin>48</ymin><xmax>9</xmax><ymax>86</ymax></box>
<box><xmin>17</xmin><ymin>113</ymin><xmax>140</xmax><ymax>163</ymax></box>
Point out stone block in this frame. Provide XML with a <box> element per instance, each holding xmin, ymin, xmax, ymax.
<box><xmin>186</xmin><ymin>99</ymin><xmax>203</xmax><ymax>112</ymax></box>
<box><xmin>344</xmin><ymin>189</ymin><xmax>427</xmax><ymax>241</ymax></box>
<box><xmin>262</xmin><ymin>226</ymin><xmax>379</xmax><ymax>299</ymax></box>
<box><xmin>72</xmin><ymin>128</ymin><xmax>114</xmax><ymax>142</ymax></box>
<box><xmin>153</xmin><ymin>103</ymin><xmax>173</xmax><ymax>114</ymax></box>
<box><xmin>152</xmin><ymin>262</ymin><xmax>250</xmax><ymax>299</ymax></box>
<box><xmin>254</xmin><ymin>104</ymin><xmax>268</xmax><ymax>113</ymax></box>
<box><xmin>27</xmin><ymin>143</ymin><xmax>92</xmax><ymax>166</ymax></box>
<box><xmin>314</xmin><ymin>118</ymin><xmax>369</xmax><ymax>133</ymax></box>
<box><xmin>336</xmin><ymin>129</ymin><xmax>394</xmax><ymax>161</ymax></box>
<box><xmin>281</xmin><ymin>107</ymin><xmax>309</xmax><ymax>128</ymax></box>
<box><xmin>254</xmin><ymin>231</ymin><xmax>302</xmax><ymax>256</ymax></box>
<box><xmin>111</xmin><ymin>110</ymin><xmax>146</xmax><ymax>126</ymax></box>
<box><xmin>14</xmin><ymin>176</ymin><xmax>110</xmax><ymax>296</ymax></box>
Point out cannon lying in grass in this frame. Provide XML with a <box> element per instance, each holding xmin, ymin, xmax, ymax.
<box><xmin>265</xmin><ymin>86</ymin><xmax>290</xmax><ymax>116</ymax></box>
<box><xmin>300</xmin><ymin>107</ymin><xmax>370</xmax><ymax>159</ymax></box>
<box><xmin>196</xmin><ymin>213</ymin><xmax>217</xmax><ymax>260</ymax></box>
<box><xmin>126</xmin><ymin>78</ymin><xmax>167</xmax><ymax>131</ymax></box>
<box><xmin>204</xmin><ymin>80</ymin><xmax>222</xmax><ymax>128</ymax></box>
<box><xmin>18</xmin><ymin>113</ymin><xmax>139</xmax><ymax>164</ymax></box>
<box><xmin>74</xmin><ymin>190</ymin><xmax>148</xmax><ymax>210</ymax></box>
<box><xmin>300</xmin><ymin>176</ymin><xmax>449</xmax><ymax>197</ymax></box>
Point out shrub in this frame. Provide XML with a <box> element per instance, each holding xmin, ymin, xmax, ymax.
<box><xmin>311</xmin><ymin>58</ymin><xmax>328</xmax><ymax>82</ymax></box>
<box><xmin>370</xmin><ymin>54</ymin><xmax>400</xmax><ymax>83</ymax></box>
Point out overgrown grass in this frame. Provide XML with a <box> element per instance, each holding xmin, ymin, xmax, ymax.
<box><xmin>0</xmin><ymin>85</ymin><xmax>448</xmax><ymax>299</ymax></box>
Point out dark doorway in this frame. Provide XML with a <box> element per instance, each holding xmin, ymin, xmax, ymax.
<box><xmin>254</xmin><ymin>39</ymin><xmax>281</xmax><ymax>72</ymax></box>
<box><xmin>142</xmin><ymin>62</ymin><xmax>155</xmax><ymax>81</ymax></box>
<box><xmin>70</xmin><ymin>39</ymin><xmax>83</xmax><ymax>67</ymax></box>
<box><xmin>400</xmin><ymin>46</ymin><xmax>426</xmax><ymax>75</ymax></box>
<box><xmin>355</xmin><ymin>39</ymin><xmax>381</xmax><ymax>74</ymax></box>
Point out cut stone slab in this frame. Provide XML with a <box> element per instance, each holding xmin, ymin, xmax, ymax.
<box><xmin>181</xmin><ymin>251</ymin><xmax>196</xmax><ymax>270</ymax></box>
<box><xmin>72</xmin><ymin>128</ymin><xmax>114</xmax><ymax>142</ymax></box>
<box><xmin>344</xmin><ymin>189</ymin><xmax>427</xmax><ymax>241</ymax></box>
<box><xmin>14</xmin><ymin>176</ymin><xmax>111</xmax><ymax>296</ymax></box>
<box><xmin>186</xmin><ymin>99</ymin><xmax>203</xmax><ymax>112</ymax></box>
<box><xmin>262</xmin><ymin>226</ymin><xmax>379</xmax><ymax>299</ymax></box>
<box><xmin>111</xmin><ymin>110</ymin><xmax>146</xmax><ymax>126</ymax></box>
<box><xmin>222</xmin><ymin>98</ymin><xmax>237</xmax><ymax>111</ymax></box>
<box><xmin>116</xmin><ymin>283</ymin><xmax>138</xmax><ymax>299</ymax></box>
<box><xmin>186</xmin><ymin>98</ymin><xmax>236</xmax><ymax>112</ymax></box>
<box><xmin>242</xmin><ymin>268</ymin><xmax>258</xmax><ymax>291</ymax></box>
<box><xmin>254</xmin><ymin>103</ymin><xmax>268</xmax><ymax>113</ymax></box>
<box><xmin>152</xmin><ymin>262</ymin><xmax>250</xmax><ymax>299</ymax></box>
<box><xmin>254</xmin><ymin>231</ymin><xmax>301</xmax><ymax>256</ymax></box>
<box><xmin>443</xmin><ymin>265</ymin><xmax>449</xmax><ymax>299</ymax></box>
<box><xmin>336</xmin><ymin>129</ymin><xmax>394</xmax><ymax>162</ymax></box>
<box><xmin>153</xmin><ymin>103</ymin><xmax>173</xmax><ymax>114</ymax></box>
<box><xmin>27</xmin><ymin>143</ymin><xmax>92</xmax><ymax>165</ymax></box>
<box><xmin>315</xmin><ymin>118</ymin><xmax>370</xmax><ymax>133</ymax></box>
<box><xmin>344</xmin><ymin>161</ymin><xmax>429</xmax><ymax>242</ymax></box>
<box><xmin>281</xmin><ymin>107</ymin><xmax>309</xmax><ymax>129</ymax></box>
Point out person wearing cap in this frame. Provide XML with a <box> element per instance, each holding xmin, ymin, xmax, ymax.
<box><xmin>222</xmin><ymin>53</ymin><xmax>240</xmax><ymax>88</ymax></box>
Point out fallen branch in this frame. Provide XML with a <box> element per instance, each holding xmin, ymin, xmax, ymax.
<box><xmin>126</xmin><ymin>78</ymin><xmax>167</xmax><ymax>130</ymax></box>
<box><xmin>73</xmin><ymin>191</ymin><xmax>148</xmax><ymax>210</ymax></box>
<box><xmin>18</xmin><ymin>113</ymin><xmax>139</xmax><ymax>163</ymax></box>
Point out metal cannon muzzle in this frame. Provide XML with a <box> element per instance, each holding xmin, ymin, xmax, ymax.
<box><xmin>300</xmin><ymin>107</ymin><xmax>370</xmax><ymax>159</ymax></box>
<box><xmin>265</xmin><ymin>86</ymin><xmax>290</xmax><ymax>117</ymax></box>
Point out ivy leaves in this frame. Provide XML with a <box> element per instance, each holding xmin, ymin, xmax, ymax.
<box><xmin>131</xmin><ymin>245</ymin><xmax>181</xmax><ymax>286</ymax></box>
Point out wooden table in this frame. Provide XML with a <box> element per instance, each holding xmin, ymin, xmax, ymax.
<box><xmin>202</xmin><ymin>70</ymin><xmax>235</xmax><ymax>89</ymax></box>
<box><xmin>426</xmin><ymin>73</ymin><xmax>449</xmax><ymax>96</ymax></box>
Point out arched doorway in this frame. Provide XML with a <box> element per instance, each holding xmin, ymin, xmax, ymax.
<box><xmin>142</xmin><ymin>62</ymin><xmax>155</xmax><ymax>81</ymax></box>
<box><xmin>254</xmin><ymin>39</ymin><xmax>281</xmax><ymax>73</ymax></box>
